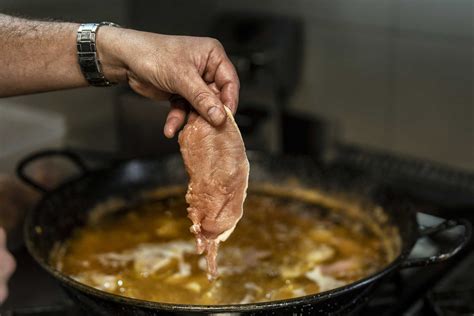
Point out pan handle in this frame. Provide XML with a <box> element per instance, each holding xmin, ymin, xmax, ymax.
<box><xmin>401</xmin><ymin>218</ymin><xmax>472</xmax><ymax>269</ymax></box>
<box><xmin>16</xmin><ymin>149</ymin><xmax>89</xmax><ymax>194</ymax></box>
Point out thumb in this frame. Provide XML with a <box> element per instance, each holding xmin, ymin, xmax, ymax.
<box><xmin>177</xmin><ymin>71</ymin><xmax>226</xmax><ymax>126</ymax></box>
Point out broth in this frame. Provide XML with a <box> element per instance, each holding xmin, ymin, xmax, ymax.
<box><xmin>52</xmin><ymin>188</ymin><xmax>398</xmax><ymax>305</ymax></box>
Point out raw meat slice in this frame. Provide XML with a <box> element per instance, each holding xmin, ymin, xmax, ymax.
<box><xmin>178</xmin><ymin>106</ymin><xmax>249</xmax><ymax>280</ymax></box>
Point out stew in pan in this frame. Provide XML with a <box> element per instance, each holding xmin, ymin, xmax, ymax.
<box><xmin>52</xmin><ymin>185</ymin><xmax>400</xmax><ymax>305</ymax></box>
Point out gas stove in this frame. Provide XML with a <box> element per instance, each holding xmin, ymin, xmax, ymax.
<box><xmin>1</xmin><ymin>146</ymin><xmax>473</xmax><ymax>316</ymax></box>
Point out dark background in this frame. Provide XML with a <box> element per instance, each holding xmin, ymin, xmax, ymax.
<box><xmin>1</xmin><ymin>0</ymin><xmax>472</xmax><ymax>171</ymax></box>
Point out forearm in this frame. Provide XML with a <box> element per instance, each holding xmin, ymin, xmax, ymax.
<box><xmin>0</xmin><ymin>14</ymin><xmax>87</xmax><ymax>97</ymax></box>
<box><xmin>0</xmin><ymin>13</ymin><xmax>239</xmax><ymax>136</ymax></box>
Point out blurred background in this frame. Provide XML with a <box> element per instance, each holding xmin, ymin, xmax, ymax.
<box><xmin>1</xmin><ymin>2</ymin><xmax>473</xmax><ymax>314</ymax></box>
<box><xmin>1</xmin><ymin>0</ymin><xmax>472</xmax><ymax>172</ymax></box>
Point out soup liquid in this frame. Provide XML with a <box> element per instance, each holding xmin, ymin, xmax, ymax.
<box><xmin>52</xmin><ymin>191</ymin><xmax>393</xmax><ymax>305</ymax></box>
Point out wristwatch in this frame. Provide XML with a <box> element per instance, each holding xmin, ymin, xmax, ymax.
<box><xmin>76</xmin><ymin>22</ymin><xmax>120</xmax><ymax>87</ymax></box>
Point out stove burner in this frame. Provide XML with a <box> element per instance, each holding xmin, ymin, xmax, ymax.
<box><xmin>425</xmin><ymin>252</ymin><xmax>474</xmax><ymax>316</ymax></box>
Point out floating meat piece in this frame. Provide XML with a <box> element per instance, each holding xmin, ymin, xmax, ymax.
<box><xmin>321</xmin><ymin>257</ymin><xmax>364</xmax><ymax>279</ymax></box>
<box><xmin>96</xmin><ymin>241</ymin><xmax>195</xmax><ymax>276</ymax></box>
<box><xmin>178</xmin><ymin>106</ymin><xmax>249</xmax><ymax>279</ymax></box>
<box><xmin>305</xmin><ymin>266</ymin><xmax>345</xmax><ymax>292</ymax></box>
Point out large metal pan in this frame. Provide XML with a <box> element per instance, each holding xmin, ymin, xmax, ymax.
<box><xmin>17</xmin><ymin>150</ymin><xmax>471</xmax><ymax>315</ymax></box>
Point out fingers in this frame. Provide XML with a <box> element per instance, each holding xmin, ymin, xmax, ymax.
<box><xmin>128</xmin><ymin>75</ymin><xmax>171</xmax><ymax>102</ymax></box>
<box><xmin>163</xmin><ymin>83</ymin><xmax>225</xmax><ymax>138</ymax></box>
<box><xmin>202</xmin><ymin>43</ymin><xmax>239</xmax><ymax>114</ymax></box>
<box><xmin>0</xmin><ymin>285</ymin><xmax>8</xmax><ymax>304</ymax></box>
<box><xmin>164</xmin><ymin>97</ymin><xmax>189</xmax><ymax>138</ymax></box>
<box><xmin>213</xmin><ymin>58</ymin><xmax>240</xmax><ymax>114</ymax></box>
<box><xmin>0</xmin><ymin>229</ymin><xmax>16</xmax><ymax>277</ymax></box>
<box><xmin>219</xmin><ymin>80</ymin><xmax>239</xmax><ymax>114</ymax></box>
<box><xmin>0</xmin><ymin>228</ymin><xmax>5</xmax><ymax>247</ymax></box>
<box><xmin>0</xmin><ymin>228</ymin><xmax>16</xmax><ymax>304</ymax></box>
<box><xmin>177</xmin><ymin>71</ymin><xmax>227</xmax><ymax>126</ymax></box>
<box><xmin>207</xmin><ymin>82</ymin><xmax>220</xmax><ymax>96</ymax></box>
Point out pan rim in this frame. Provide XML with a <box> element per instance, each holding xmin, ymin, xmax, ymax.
<box><xmin>25</xmin><ymin>232</ymin><xmax>410</xmax><ymax>312</ymax></box>
<box><xmin>23</xmin><ymin>156</ymin><xmax>418</xmax><ymax>312</ymax></box>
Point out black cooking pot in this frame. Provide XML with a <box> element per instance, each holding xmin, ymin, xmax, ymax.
<box><xmin>17</xmin><ymin>150</ymin><xmax>471</xmax><ymax>316</ymax></box>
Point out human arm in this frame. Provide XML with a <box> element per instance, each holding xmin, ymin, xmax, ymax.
<box><xmin>0</xmin><ymin>228</ymin><xmax>15</xmax><ymax>303</ymax></box>
<box><xmin>0</xmin><ymin>14</ymin><xmax>239</xmax><ymax>137</ymax></box>
<box><xmin>0</xmin><ymin>14</ymin><xmax>85</xmax><ymax>95</ymax></box>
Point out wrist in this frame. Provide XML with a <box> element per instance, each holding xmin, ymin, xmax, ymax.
<box><xmin>96</xmin><ymin>25</ymin><xmax>128</xmax><ymax>83</ymax></box>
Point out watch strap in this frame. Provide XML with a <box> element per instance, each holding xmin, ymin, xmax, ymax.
<box><xmin>77</xmin><ymin>22</ymin><xmax>120</xmax><ymax>87</ymax></box>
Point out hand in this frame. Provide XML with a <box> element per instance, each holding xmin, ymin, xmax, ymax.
<box><xmin>0</xmin><ymin>228</ymin><xmax>16</xmax><ymax>303</ymax></box>
<box><xmin>98</xmin><ymin>28</ymin><xmax>240</xmax><ymax>138</ymax></box>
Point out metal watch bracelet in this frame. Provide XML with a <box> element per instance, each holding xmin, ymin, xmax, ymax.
<box><xmin>77</xmin><ymin>22</ymin><xmax>120</xmax><ymax>87</ymax></box>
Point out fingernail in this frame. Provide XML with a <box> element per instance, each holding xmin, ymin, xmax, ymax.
<box><xmin>164</xmin><ymin>117</ymin><xmax>177</xmax><ymax>138</ymax></box>
<box><xmin>164</xmin><ymin>127</ymin><xmax>174</xmax><ymax>139</ymax></box>
<box><xmin>208</xmin><ymin>106</ymin><xmax>225</xmax><ymax>126</ymax></box>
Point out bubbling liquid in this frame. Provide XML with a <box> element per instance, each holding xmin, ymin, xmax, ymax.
<box><xmin>52</xmin><ymin>189</ymin><xmax>397</xmax><ymax>305</ymax></box>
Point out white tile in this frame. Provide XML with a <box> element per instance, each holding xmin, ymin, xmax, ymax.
<box><xmin>392</xmin><ymin>36</ymin><xmax>473</xmax><ymax>170</ymax></box>
<box><xmin>291</xmin><ymin>25</ymin><xmax>394</xmax><ymax>148</ymax></box>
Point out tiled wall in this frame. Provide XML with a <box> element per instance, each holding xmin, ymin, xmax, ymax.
<box><xmin>214</xmin><ymin>0</ymin><xmax>473</xmax><ymax>170</ymax></box>
<box><xmin>1</xmin><ymin>0</ymin><xmax>472</xmax><ymax>170</ymax></box>
<box><xmin>130</xmin><ymin>0</ymin><xmax>473</xmax><ymax>170</ymax></box>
